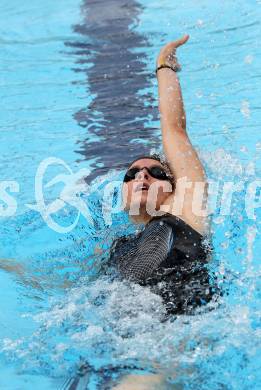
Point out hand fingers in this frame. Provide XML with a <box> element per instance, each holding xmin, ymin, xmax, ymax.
<box><xmin>175</xmin><ymin>34</ymin><xmax>189</xmax><ymax>48</ymax></box>
<box><xmin>158</xmin><ymin>35</ymin><xmax>189</xmax><ymax>64</ymax></box>
<box><xmin>164</xmin><ymin>34</ymin><xmax>189</xmax><ymax>53</ymax></box>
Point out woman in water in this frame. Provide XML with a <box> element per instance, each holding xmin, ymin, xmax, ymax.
<box><xmin>66</xmin><ymin>34</ymin><xmax>216</xmax><ymax>390</ymax></box>
<box><xmin>108</xmin><ymin>34</ymin><xmax>214</xmax><ymax>316</ymax></box>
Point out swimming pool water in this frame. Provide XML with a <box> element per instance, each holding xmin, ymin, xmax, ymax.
<box><xmin>0</xmin><ymin>0</ymin><xmax>260</xmax><ymax>389</ymax></box>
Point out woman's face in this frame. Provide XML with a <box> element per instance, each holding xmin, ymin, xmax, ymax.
<box><xmin>122</xmin><ymin>158</ymin><xmax>173</xmax><ymax>217</ymax></box>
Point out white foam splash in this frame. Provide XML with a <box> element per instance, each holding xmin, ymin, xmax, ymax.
<box><xmin>244</xmin><ymin>55</ymin><xmax>254</xmax><ymax>64</ymax></box>
<box><xmin>240</xmin><ymin>100</ymin><xmax>251</xmax><ymax>118</ymax></box>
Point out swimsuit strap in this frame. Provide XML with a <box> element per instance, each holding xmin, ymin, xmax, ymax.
<box><xmin>149</xmin><ymin>213</ymin><xmax>203</xmax><ymax>240</ymax></box>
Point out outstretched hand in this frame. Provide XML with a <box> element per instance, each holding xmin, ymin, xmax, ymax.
<box><xmin>157</xmin><ymin>34</ymin><xmax>189</xmax><ymax>70</ymax></box>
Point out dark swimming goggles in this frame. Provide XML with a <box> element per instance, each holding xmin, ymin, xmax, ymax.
<box><xmin>123</xmin><ymin>165</ymin><xmax>171</xmax><ymax>183</ymax></box>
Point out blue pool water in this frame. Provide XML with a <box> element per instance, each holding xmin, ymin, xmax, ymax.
<box><xmin>0</xmin><ymin>0</ymin><xmax>260</xmax><ymax>389</ymax></box>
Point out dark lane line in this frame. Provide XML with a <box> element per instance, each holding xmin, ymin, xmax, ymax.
<box><xmin>65</xmin><ymin>0</ymin><xmax>159</xmax><ymax>181</ymax></box>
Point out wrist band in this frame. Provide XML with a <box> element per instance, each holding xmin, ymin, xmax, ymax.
<box><xmin>156</xmin><ymin>64</ymin><xmax>180</xmax><ymax>75</ymax></box>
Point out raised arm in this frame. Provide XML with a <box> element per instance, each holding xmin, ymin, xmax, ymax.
<box><xmin>157</xmin><ymin>35</ymin><xmax>208</xmax><ymax>233</ymax></box>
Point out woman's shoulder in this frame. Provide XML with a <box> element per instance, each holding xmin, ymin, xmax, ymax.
<box><xmin>160</xmin><ymin>193</ymin><xmax>209</xmax><ymax>236</ymax></box>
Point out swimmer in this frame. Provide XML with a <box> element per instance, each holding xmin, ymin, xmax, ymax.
<box><xmin>109</xmin><ymin>34</ymin><xmax>215</xmax><ymax>315</ymax></box>
<box><xmin>105</xmin><ymin>33</ymin><xmax>218</xmax><ymax>390</ymax></box>
<box><xmin>67</xmin><ymin>35</ymin><xmax>218</xmax><ymax>390</ymax></box>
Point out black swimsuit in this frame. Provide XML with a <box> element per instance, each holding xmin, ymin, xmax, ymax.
<box><xmin>109</xmin><ymin>213</ymin><xmax>216</xmax><ymax>315</ymax></box>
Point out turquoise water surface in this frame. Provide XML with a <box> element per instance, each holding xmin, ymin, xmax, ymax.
<box><xmin>0</xmin><ymin>0</ymin><xmax>260</xmax><ymax>389</ymax></box>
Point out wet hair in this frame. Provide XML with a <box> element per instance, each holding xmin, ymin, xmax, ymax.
<box><xmin>126</xmin><ymin>153</ymin><xmax>175</xmax><ymax>190</ymax></box>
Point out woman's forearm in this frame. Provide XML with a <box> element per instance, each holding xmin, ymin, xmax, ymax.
<box><xmin>157</xmin><ymin>68</ymin><xmax>186</xmax><ymax>131</ymax></box>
